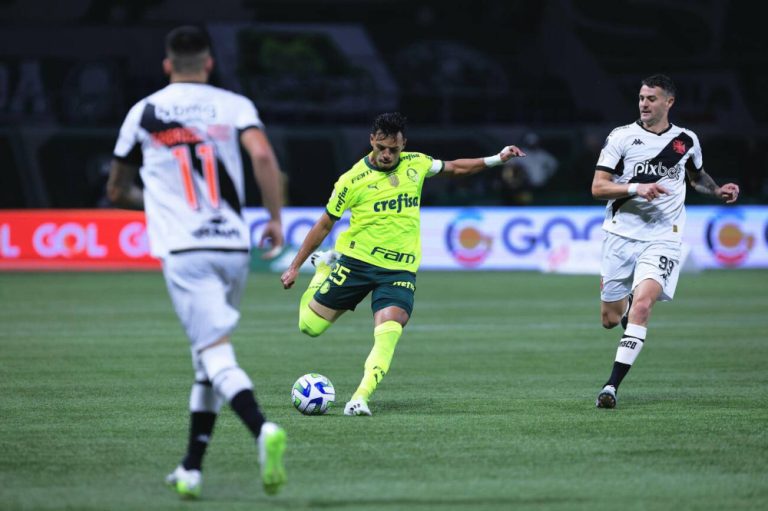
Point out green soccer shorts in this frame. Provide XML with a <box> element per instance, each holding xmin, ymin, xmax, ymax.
<box><xmin>313</xmin><ymin>255</ymin><xmax>417</xmax><ymax>315</ymax></box>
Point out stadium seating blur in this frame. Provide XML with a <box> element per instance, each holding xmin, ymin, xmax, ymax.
<box><xmin>0</xmin><ymin>0</ymin><xmax>765</xmax><ymax>208</ymax></box>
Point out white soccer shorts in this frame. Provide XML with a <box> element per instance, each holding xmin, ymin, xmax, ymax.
<box><xmin>162</xmin><ymin>250</ymin><xmax>249</xmax><ymax>350</ymax></box>
<box><xmin>600</xmin><ymin>232</ymin><xmax>681</xmax><ymax>303</ymax></box>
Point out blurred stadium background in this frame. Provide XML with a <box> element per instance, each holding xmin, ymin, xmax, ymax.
<box><xmin>1</xmin><ymin>0</ymin><xmax>766</xmax><ymax>210</ymax></box>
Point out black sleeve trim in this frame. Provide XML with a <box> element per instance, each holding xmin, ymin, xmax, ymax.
<box><xmin>595</xmin><ymin>165</ymin><xmax>618</xmax><ymax>175</ymax></box>
<box><xmin>685</xmin><ymin>159</ymin><xmax>702</xmax><ymax>173</ymax></box>
<box><xmin>113</xmin><ymin>143</ymin><xmax>143</xmax><ymax>167</ymax></box>
<box><xmin>325</xmin><ymin>208</ymin><xmax>341</xmax><ymax>221</ymax></box>
<box><xmin>238</xmin><ymin>124</ymin><xmax>263</xmax><ymax>134</ymax></box>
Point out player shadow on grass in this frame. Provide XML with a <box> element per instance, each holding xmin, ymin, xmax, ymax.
<box><xmin>592</xmin><ymin>392</ymin><xmax>688</xmax><ymax>410</ymax></box>
<box><xmin>328</xmin><ymin>398</ymin><xmax>509</xmax><ymax>415</ymax></box>
<box><xmin>336</xmin><ymin>398</ymin><xmax>439</xmax><ymax>414</ymax></box>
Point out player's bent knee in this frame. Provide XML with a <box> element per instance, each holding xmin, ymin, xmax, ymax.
<box><xmin>299</xmin><ymin>322</ymin><xmax>321</xmax><ymax>337</ymax></box>
<box><xmin>630</xmin><ymin>299</ymin><xmax>652</xmax><ymax>322</ymax></box>
<box><xmin>299</xmin><ymin>306</ymin><xmax>331</xmax><ymax>338</ymax></box>
<box><xmin>298</xmin><ymin>317</ymin><xmax>329</xmax><ymax>337</ymax></box>
<box><xmin>198</xmin><ymin>342</ymin><xmax>253</xmax><ymax>401</ymax></box>
<box><xmin>213</xmin><ymin>366</ymin><xmax>253</xmax><ymax>401</ymax></box>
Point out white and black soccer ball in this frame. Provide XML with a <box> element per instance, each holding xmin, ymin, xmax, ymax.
<box><xmin>291</xmin><ymin>373</ymin><xmax>335</xmax><ymax>415</ymax></box>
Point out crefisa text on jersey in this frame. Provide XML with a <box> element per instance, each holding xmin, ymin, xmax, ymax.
<box><xmin>372</xmin><ymin>193</ymin><xmax>419</xmax><ymax>213</ymax></box>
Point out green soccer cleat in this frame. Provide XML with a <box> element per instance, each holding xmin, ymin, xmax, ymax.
<box><xmin>258</xmin><ymin>422</ymin><xmax>287</xmax><ymax>495</ymax></box>
<box><xmin>165</xmin><ymin>465</ymin><xmax>202</xmax><ymax>499</ymax></box>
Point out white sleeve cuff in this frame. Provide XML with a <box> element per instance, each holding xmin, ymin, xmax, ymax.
<box><xmin>429</xmin><ymin>159</ymin><xmax>444</xmax><ymax>174</ymax></box>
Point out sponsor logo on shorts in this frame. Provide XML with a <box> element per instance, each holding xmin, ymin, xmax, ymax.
<box><xmin>392</xmin><ymin>281</ymin><xmax>415</xmax><ymax>291</ymax></box>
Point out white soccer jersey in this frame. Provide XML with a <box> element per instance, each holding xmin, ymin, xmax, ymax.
<box><xmin>113</xmin><ymin>83</ymin><xmax>263</xmax><ymax>257</ymax></box>
<box><xmin>596</xmin><ymin>121</ymin><xmax>703</xmax><ymax>241</ymax></box>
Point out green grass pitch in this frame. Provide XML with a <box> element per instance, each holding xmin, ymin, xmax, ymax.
<box><xmin>1</xmin><ymin>270</ymin><xmax>766</xmax><ymax>510</ymax></box>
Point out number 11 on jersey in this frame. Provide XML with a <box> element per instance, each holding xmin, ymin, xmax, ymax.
<box><xmin>171</xmin><ymin>142</ymin><xmax>220</xmax><ymax>210</ymax></box>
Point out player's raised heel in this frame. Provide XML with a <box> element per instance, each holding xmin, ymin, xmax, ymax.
<box><xmin>258</xmin><ymin>422</ymin><xmax>287</xmax><ymax>495</ymax></box>
<box><xmin>596</xmin><ymin>385</ymin><xmax>617</xmax><ymax>409</ymax></box>
<box><xmin>344</xmin><ymin>396</ymin><xmax>372</xmax><ymax>416</ymax></box>
<box><xmin>165</xmin><ymin>465</ymin><xmax>202</xmax><ymax>499</ymax></box>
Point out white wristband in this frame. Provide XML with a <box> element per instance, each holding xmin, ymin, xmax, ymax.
<box><xmin>483</xmin><ymin>154</ymin><xmax>503</xmax><ymax>167</ymax></box>
<box><xmin>627</xmin><ymin>183</ymin><xmax>639</xmax><ymax>196</ymax></box>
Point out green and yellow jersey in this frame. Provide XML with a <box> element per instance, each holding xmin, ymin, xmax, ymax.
<box><xmin>325</xmin><ymin>151</ymin><xmax>444</xmax><ymax>272</ymax></box>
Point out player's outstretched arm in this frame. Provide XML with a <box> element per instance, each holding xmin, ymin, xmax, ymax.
<box><xmin>281</xmin><ymin>212</ymin><xmax>336</xmax><ymax>290</ymax></box>
<box><xmin>687</xmin><ymin>168</ymin><xmax>739</xmax><ymax>203</ymax></box>
<box><xmin>441</xmin><ymin>145</ymin><xmax>526</xmax><ymax>176</ymax></box>
<box><xmin>107</xmin><ymin>160</ymin><xmax>144</xmax><ymax>209</ymax></box>
<box><xmin>241</xmin><ymin>128</ymin><xmax>285</xmax><ymax>257</ymax></box>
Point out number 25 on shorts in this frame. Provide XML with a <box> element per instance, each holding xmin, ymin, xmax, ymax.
<box><xmin>329</xmin><ymin>265</ymin><xmax>350</xmax><ymax>286</ymax></box>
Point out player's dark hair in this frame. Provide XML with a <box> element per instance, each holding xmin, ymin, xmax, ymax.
<box><xmin>165</xmin><ymin>25</ymin><xmax>211</xmax><ymax>74</ymax></box>
<box><xmin>371</xmin><ymin>112</ymin><xmax>407</xmax><ymax>138</ymax></box>
<box><xmin>641</xmin><ymin>74</ymin><xmax>676</xmax><ymax>97</ymax></box>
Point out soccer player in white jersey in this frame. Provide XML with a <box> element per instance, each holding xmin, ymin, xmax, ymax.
<box><xmin>107</xmin><ymin>26</ymin><xmax>287</xmax><ymax>497</ymax></box>
<box><xmin>591</xmin><ymin>74</ymin><xmax>739</xmax><ymax>408</ymax></box>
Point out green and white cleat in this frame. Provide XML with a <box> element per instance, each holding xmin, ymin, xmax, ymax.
<box><xmin>165</xmin><ymin>465</ymin><xmax>202</xmax><ymax>499</ymax></box>
<box><xmin>344</xmin><ymin>396</ymin><xmax>372</xmax><ymax>416</ymax></box>
<box><xmin>310</xmin><ymin>250</ymin><xmax>339</xmax><ymax>272</ymax></box>
<box><xmin>259</xmin><ymin>422</ymin><xmax>287</xmax><ymax>496</ymax></box>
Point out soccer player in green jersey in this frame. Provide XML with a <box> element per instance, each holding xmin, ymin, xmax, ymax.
<box><xmin>280</xmin><ymin>112</ymin><xmax>525</xmax><ymax>416</ymax></box>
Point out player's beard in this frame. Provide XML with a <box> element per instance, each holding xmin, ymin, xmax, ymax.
<box><xmin>377</xmin><ymin>156</ymin><xmax>395</xmax><ymax>169</ymax></box>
